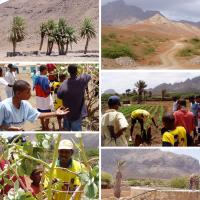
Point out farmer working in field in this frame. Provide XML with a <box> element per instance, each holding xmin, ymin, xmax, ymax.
<box><xmin>161</xmin><ymin>113</ymin><xmax>187</xmax><ymax>146</ymax></box>
<box><xmin>45</xmin><ymin>139</ymin><xmax>84</xmax><ymax>200</ymax></box>
<box><xmin>101</xmin><ymin>96</ymin><xmax>129</xmax><ymax>146</ymax></box>
<box><xmin>130</xmin><ymin>109</ymin><xmax>158</xmax><ymax>146</ymax></box>
<box><xmin>0</xmin><ymin>80</ymin><xmax>69</xmax><ymax>131</ymax></box>
<box><xmin>173</xmin><ymin>99</ymin><xmax>195</xmax><ymax>146</ymax></box>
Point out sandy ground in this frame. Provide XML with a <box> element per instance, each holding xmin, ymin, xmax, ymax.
<box><xmin>0</xmin><ymin>52</ymin><xmax>99</xmax><ymax>62</ymax></box>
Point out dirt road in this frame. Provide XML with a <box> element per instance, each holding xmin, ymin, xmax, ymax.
<box><xmin>159</xmin><ymin>39</ymin><xmax>186</xmax><ymax>68</ymax></box>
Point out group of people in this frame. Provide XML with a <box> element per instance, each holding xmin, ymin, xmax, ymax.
<box><xmin>0</xmin><ymin>136</ymin><xmax>84</xmax><ymax>200</ymax></box>
<box><xmin>101</xmin><ymin>95</ymin><xmax>200</xmax><ymax>147</ymax></box>
<box><xmin>0</xmin><ymin>64</ymin><xmax>91</xmax><ymax>131</ymax></box>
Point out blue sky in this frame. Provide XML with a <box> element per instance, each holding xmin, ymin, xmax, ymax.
<box><xmin>102</xmin><ymin>0</ymin><xmax>200</xmax><ymax>22</ymax></box>
<box><xmin>101</xmin><ymin>71</ymin><xmax>200</xmax><ymax>93</ymax></box>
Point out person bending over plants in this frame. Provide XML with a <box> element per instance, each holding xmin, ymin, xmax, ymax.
<box><xmin>0</xmin><ymin>80</ymin><xmax>69</xmax><ymax>131</ymax></box>
<box><xmin>130</xmin><ymin>109</ymin><xmax>158</xmax><ymax>146</ymax></box>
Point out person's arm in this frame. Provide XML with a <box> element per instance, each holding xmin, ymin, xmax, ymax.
<box><xmin>0</xmin><ymin>125</ymin><xmax>23</xmax><ymax>131</ymax></box>
<box><xmin>151</xmin><ymin>117</ymin><xmax>158</xmax><ymax>128</ymax></box>
<box><xmin>38</xmin><ymin>107</ymin><xmax>69</xmax><ymax>119</ymax></box>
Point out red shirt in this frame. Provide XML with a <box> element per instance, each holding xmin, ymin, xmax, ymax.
<box><xmin>46</xmin><ymin>64</ymin><xmax>56</xmax><ymax>81</ymax></box>
<box><xmin>174</xmin><ymin>109</ymin><xmax>194</xmax><ymax>134</ymax></box>
<box><xmin>0</xmin><ymin>160</ymin><xmax>27</xmax><ymax>195</ymax></box>
<box><xmin>30</xmin><ymin>184</ymin><xmax>41</xmax><ymax>196</ymax></box>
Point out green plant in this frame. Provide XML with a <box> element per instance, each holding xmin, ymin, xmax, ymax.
<box><xmin>170</xmin><ymin>177</ymin><xmax>188</xmax><ymax>189</ymax></box>
<box><xmin>80</xmin><ymin>17</ymin><xmax>96</xmax><ymax>54</ymax></box>
<box><xmin>9</xmin><ymin>16</ymin><xmax>26</xmax><ymax>55</ymax></box>
<box><xmin>102</xmin><ymin>44</ymin><xmax>133</xmax><ymax>59</ymax></box>
<box><xmin>0</xmin><ymin>133</ymin><xmax>99</xmax><ymax>199</ymax></box>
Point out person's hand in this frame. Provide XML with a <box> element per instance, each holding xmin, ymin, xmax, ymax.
<box><xmin>55</xmin><ymin>107</ymin><xmax>70</xmax><ymax>116</ymax></box>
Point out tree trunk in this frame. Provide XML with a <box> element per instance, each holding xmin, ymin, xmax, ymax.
<box><xmin>13</xmin><ymin>41</ymin><xmax>17</xmax><ymax>56</ymax></box>
<box><xmin>60</xmin><ymin>43</ymin><xmax>65</xmax><ymax>55</ymax></box>
<box><xmin>39</xmin><ymin>36</ymin><xmax>44</xmax><ymax>51</ymax></box>
<box><xmin>65</xmin><ymin>41</ymin><xmax>69</xmax><ymax>55</ymax></box>
<box><xmin>113</xmin><ymin>170</ymin><xmax>122</xmax><ymax>198</ymax></box>
<box><xmin>138</xmin><ymin>91</ymin><xmax>142</xmax><ymax>104</ymax></box>
<box><xmin>84</xmin><ymin>37</ymin><xmax>89</xmax><ymax>54</ymax></box>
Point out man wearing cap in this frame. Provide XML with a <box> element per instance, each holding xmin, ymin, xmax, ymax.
<box><xmin>101</xmin><ymin>95</ymin><xmax>129</xmax><ymax>146</ymax></box>
<box><xmin>45</xmin><ymin>139</ymin><xmax>84</xmax><ymax>200</ymax></box>
<box><xmin>4</xmin><ymin>64</ymin><xmax>17</xmax><ymax>98</ymax></box>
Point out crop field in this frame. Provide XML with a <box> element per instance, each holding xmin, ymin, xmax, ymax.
<box><xmin>119</xmin><ymin>104</ymin><xmax>165</xmax><ymax>146</ymax></box>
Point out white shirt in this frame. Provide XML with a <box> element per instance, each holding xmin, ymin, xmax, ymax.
<box><xmin>101</xmin><ymin>109</ymin><xmax>129</xmax><ymax>146</ymax></box>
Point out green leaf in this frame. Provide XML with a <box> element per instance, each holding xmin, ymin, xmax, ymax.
<box><xmin>84</xmin><ymin>182</ymin><xmax>98</xmax><ymax>199</ymax></box>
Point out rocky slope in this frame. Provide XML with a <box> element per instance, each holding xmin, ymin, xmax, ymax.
<box><xmin>0</xmin><ymin>0</ymin><xmax>99</xmax><ymax>51</ymax></box>
<box><xmin>102</xmin><ymin>149</ymin><xmax>200</xmax><ymax>179</ymax></box>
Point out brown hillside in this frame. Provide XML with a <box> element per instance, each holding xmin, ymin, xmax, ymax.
<box><xmin>0</xmin><ymin>0</ymin><xmax>99</xmax><ymax>51</ymax></box>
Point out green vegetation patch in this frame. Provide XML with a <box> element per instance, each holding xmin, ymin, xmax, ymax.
<box><xmin>102</xmin><ymin>44</ymin><xmax>133</xmax><ymax>59</ymax></box>
<box><xmin>178</xmin><ymin>37</ymin><xmax>200</xmax><ymax>57</ymax></box>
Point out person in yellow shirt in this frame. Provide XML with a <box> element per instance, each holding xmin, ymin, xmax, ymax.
<box><xmin>162</xmin><ymin>113</ymin><xmax>187</xmax><ymax>146</ymax></box>
<box><xmin>130</xmin><ymin>109</ymin><xmax>158</xmax><ymax>146</ymax></box>
<box><xmin>51</xmin><ymin>74</ymin><xmax>66</xmax><ymax>130</ymax></box>
<box><xmin>45</xmin><ymin>140</ymin><xmax>84</xmax><ymax>200</ymax></box>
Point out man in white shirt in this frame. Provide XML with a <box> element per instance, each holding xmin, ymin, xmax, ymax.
<box><xmin>4</xmin><ymin>64</ymin><xmax>17</xmax><ymax>98</ymax></box>
<box><xmin>0</xmin><ymin>67</ymin><xmax>9</xmax><ymax>101</ymax></box>
<box><xmin>101</xmin><ymin>96</ymin><xmax>129</xmax><ymax>146</ymax></box>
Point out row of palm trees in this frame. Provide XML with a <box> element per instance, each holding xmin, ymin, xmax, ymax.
<box><xmin>9</xmin><ymin>16</ymin><xmax>96</xmax><ymax>56</ymax></box>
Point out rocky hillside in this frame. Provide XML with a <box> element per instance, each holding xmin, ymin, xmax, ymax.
<box><xmin>102</xmin><ymin>0</ymin><xmax>161</xmax><ymax>25</ymax></box>
<box><xmin>102</xmin><ymin>149</ymin><xmax>200</xmax><ymax>179</ymax></box>
<box><xmin>151</xmin><ymin>76</ymin><xmax>200</xmax><ymax>94</ymax></box>
<box><xmin>0</xmin><ymin>0</ymin><xmax>99</xmax><ymax>51</ymax></box>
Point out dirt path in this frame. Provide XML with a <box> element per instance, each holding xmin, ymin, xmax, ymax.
<box><xmin>159</xmin><ymin>39</ymin><xmax>186</xmax><ymax>68</ymax></box>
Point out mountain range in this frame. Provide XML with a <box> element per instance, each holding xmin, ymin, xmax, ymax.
<box><xmin>102</xmin><ymin>0</ymin><xmax>200</xmax><ymax>28</ymax></box>
<box><xmin>103</xmin><ymin>76</ymin><xmax>200</xmax><ymax>95</ymax></box>
<box><xmin>102</xmin><ymin>149</ymin><xmax>200</xmax><ymax>179</ymax></box>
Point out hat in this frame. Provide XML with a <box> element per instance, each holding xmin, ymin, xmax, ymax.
<box><xmin>108</xmin><ymin>95</ymin><xmax>121</xmax><ymax>106</ymax></box>
<box><xmin>58</xmin><ymin>139</ymin><xmax>74</xmax><ymax>150</ymax></box>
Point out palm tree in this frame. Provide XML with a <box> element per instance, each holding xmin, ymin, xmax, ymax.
<box><xmin>46</xmin><ymin>19</ymin><xmax>56</xmax><ymax>55</ymax></box>
<box><xmin>39</xmin><ymin>22</ymin><xmax>48</xmax><ymax>51</ymax></box>
<box><xmin>53</xmin><ymin>19</ymin><xmax>77</xmax><ymax>55</ymax></box>
<box><xmin>65</xmin><ymin>25</ymin><xmax>77</xmax><ymax>55</ymax></box>
<box><xmin>80</xmin><ymin>18</ymin><xmax>96</xmax><ymax>54</ymax></box>
<box><xmin>9</xmin><ymin>16</ymin><xmax>26</xmax><ymax>56</ymax></box>
<box><xmin>135</xmin><ymin>80</ymin><xmax>147</xmax><ymax>104</ymax></box>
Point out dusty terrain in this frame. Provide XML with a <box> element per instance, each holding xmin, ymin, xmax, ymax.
<box><xmin>102</xmin><ymin>14</ymin><xmax>200</xmax><ymax>69</ymax></box>
<box><xmin>0</xmin><ymin>0</ymin><xmax>99</xmax><ymax>61</ymax></box>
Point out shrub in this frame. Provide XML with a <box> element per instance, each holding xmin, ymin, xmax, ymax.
<box><xmin>102</xmin><ymin>171</ymin><xmax>113</xmax><ymax>187</ymax></box>
<box><xmin>108</xmin><ymin>32</ymin><xmax>116</xmax><ymax>39</ymax></box>
<box><xmin>170</xmin><ymin>177</ymin><xmax>188</xmax><ymax>189</ymax></box>
<box><xmin>143</xmin><ymin>46</ymin><xmax>155</xmax><ymax>55</ymax></box>
<box><xmin>102</xmin><ymin>44</ymin><xmax>133</xmax><ymax>59</ymax></box>
<box><xmin>178</xmin><ymin>48</ymin><xmax>197</xmax><ymax>57</ymax></box>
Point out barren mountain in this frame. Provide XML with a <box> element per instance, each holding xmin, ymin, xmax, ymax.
<box><xmin>102</xmin><ymin>0</ymin><xmax>161</xmax><ymax>25</ymax></box>
<box><xmin>102</xmin><ymin>149</ymin><xmax>200</xmax><ymax>179</ymax></box>
<box><xmin>125</xmin><ymin>14</ymin><xmax>200</xmax><ymax>38</ymax></box>
<box><xmin>150</xmin><ymin>76</ymin><xmax>200</xmax><ymax>94</ymax></box>
<box><xmin>0</xmin><ymin>0</ymin><xmax>99</xmax><ymax>51</ymax></box>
